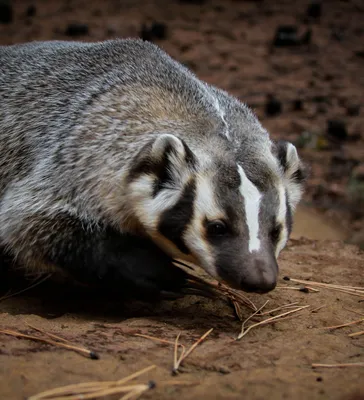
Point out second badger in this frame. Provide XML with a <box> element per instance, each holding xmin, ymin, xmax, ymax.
<box><xmin>0</xmin><ymin>39</ymin><xmax>306</xmax><ymax>298</ymax></box>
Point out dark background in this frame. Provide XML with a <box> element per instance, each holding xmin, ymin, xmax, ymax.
<box><xmin>1</xmin><ymin>0</ymin><xmax>364</xmax><ymax>246</ymax></box>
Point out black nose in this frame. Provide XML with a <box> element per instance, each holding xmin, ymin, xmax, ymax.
<box><xmin>239</xmin><ymin>258</ymin><xmax>278</xmax><ymax>294</ymax></box>
<box><xmin>240</xmin><ymin>278</ymin><xmax>277</xmax><ymax>294</ymax></box>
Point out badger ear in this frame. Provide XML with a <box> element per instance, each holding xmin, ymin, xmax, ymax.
<box><xmin>128</xmin><ymin>134</ymin><xmax>197</xmax><ymax>192</ymax></box>
<box><xmin>275</xmin><ymin>140</ymin><xmax>308</xmax><ymax>210</ymax></box>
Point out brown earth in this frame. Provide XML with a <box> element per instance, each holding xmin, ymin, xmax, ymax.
<box><xmin>1</xmin><ymin>239</ymin><xmax>364</xmax><ymax>400</ymax></box>
<box><xmin>0</xmin><ymin>0</ymin><xmax>364</xmax><ymax>399</ymax></box>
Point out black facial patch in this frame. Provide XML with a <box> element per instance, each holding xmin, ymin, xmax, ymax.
<box><xmin>127</xmin><ymin>137</ymin><xmax>197</xmax><ymax>198</ymax></box>
<box><xmin>152</xmin><ymin>142</ymin><xmax>175</xmax><ymax>197</ymax></box>
<box><xmin>181</xmin><ymin>139</ymin><xmax>197</xmax><ymax>169</ymax></box>
<box><xmin>152</xmin><ymin>139</ymin><xmax>197</xmax><ymax>197</ymax></box>
<box><xmin>126</xmin><ymin>140</ymin><xmax>158</xmax><ymax>182</ymax></box>
<box><xmin>157</xmin><ymin>178</ymin><xmax>196</xmax><ymax>254</ymax></box>
<box><xmin>275</xmin><ymin>140</ymin><xmax>289</xmax><ymax>172</ymax></box>
<box><xmin>270</xmin><ymin>223</ymin><xmax>282</xmax><ymax>245</ymax></box>
<box><xmin>291</xmin><ymin>167</ymin><xmax>307</xmax><ymax>183</ymax></box>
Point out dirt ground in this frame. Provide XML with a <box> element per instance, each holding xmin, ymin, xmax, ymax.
<box><xmin>1</xmin><ymin>0</ymin><xmax>364</xmax><ymax>399</ymax></box>
<box><xmin>1</xmin><ymin>239</ymin><xmax>363</xmax><ymax>399</ymax></box>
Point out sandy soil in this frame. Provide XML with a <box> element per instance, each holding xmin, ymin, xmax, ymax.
<box><xmin>1</xmin><ymin>239</ymin><xmax>363</xmax><ymax>399</ymax></box>
<box><xmin>1</xmin><ymin>0</ymin><xmax>364</xmax><ymax>399</ymax></box>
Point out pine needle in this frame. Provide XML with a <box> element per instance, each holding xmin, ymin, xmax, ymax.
<box><xmin>239</xmin><ymin>300</ymin><xmax>270</xmax><ymax>333</ymax></box>
<box><xmin>259</xmin><ymin>302</ymin><xmax>300</xmax><ymax>316</ymax></box>
<box><xmin>320</xmin><ymin>318</ymin><xmax>364</xmax><ymax>330</ymax></box>
<box><xmin>0</xmin><ymin>327</ymin><xmax>98</xmax><ymax>359</ymax></box>
<box><xmin>134</xmin><ymin>333</ymin><xmax>186</xmax><ymax>354</ymax></box>
<box><xmin>28</xmin><ymin>365</ymin><xmax>156</xmax><ymax>400</ymax></box>
<box><xmin>348</xmin><ymin>330</ymin><xmax>364</xmax><ymax>337</ymax></box>
<box><xmin>172</xmin><ymin>329</ymin><xmax>213</xmax><ymax>374</ymax></box>
<box><xmin>283</xmin><ymin>277</ymin><xmax>364</xmax><ymax>298</ymax></box>
<box><xmin>311</xmin><ymin>305</ymin><xmax>326</xmax><ymax>313</ymax></box>
<box><xmin>173</xmin><ymin>260</ymin><xmax>258</xmax><ymax>313</ymax></box>
<box><xmin>312</xmin><ymin>362</ymin><xmax>364</xmax><ymax>368</ymax></box>
<box><xmin>26</xmin><ymin>323</ymin><xmax>72</xmax><ymax>344</ymax></box>
<box><xmin>237</xmin><ymin>305</ymin><xmax>310</xmax><ymax>340</ymax></box>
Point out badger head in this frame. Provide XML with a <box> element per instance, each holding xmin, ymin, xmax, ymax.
<box><xmin>126</xmin><ymin>133</ymin><xmax>306</xmax><ymax>294</ymax></box>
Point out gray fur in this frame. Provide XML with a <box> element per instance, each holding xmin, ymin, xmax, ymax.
<box><xmin>0</xmin><ymin>39</ymin><xmax>306</xmax><ymax>292</ymax></box>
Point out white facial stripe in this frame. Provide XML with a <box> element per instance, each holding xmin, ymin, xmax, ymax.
<box><xmin>184</xmin><ymin>174</ymin><xmax>218</xmax><ymax>276</ymax></box>
<box><xmin>237</xmin><ymin>165</ymin><xmax>262</xmax><ymax>253</ymax></box>
<box><xmin>195</xmin><ymin>174</ymin><xmax>222</xmax><ymax>218</ymax></box>
<box><xmin>275</xmin><ymin>184</ymin><xmax>288</xmax><ymax>257</ymax></box>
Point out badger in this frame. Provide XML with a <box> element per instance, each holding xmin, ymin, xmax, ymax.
<box><xmin>0</xmin><ymin>39</ymin><xmax>306</xmax><ymax>299</ymax></box>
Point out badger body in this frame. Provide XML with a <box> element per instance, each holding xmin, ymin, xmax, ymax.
<box><xmin>0</xmin><ymin>39</ymin><xmax>306</xmax><ymax>298</ymax></box>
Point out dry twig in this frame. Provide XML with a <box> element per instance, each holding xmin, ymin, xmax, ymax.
<box><xmin>283</xmin><ymin>277</ymin><xmax>364</xmax><ymax>298</ymax></box>
<box><xmin>28</xmin><ymin>365</ymin><xmax>157</xmax><ymax>400</ymax></box>
<box><xmin>172</xmin><ymin>329</ymin><xmax>213</xmax><ymax>374</ymax></box>
<box><xmin>348</xmin><ymin>330</ymin><xmax>364</xmax><ymax>337</ymax></box>
<box><xmin>0</xmin><ymin>327</ymin><xmax>98</xmax><ymax>359</ymax></box>
<box><xmin>311</xmin><ymin>305</ymin><xmax>326</xmax><ymax>313</ymax></box>
<box><xmin>259</xmin><ymin>302</ymin><xmax>300</xmax><ymax>316</ymax></box>
<box><xmin>237</xmin><ymin>305</ymin><xmax>310</xmax><ymax>340</ymax></box>
<box><xmin>320</xmin><ymin>318</ymin><xmax>364</xmax><ymax>331</ymax></box>
<box><xmin>312</xmin><ymin>362</ymin><xmax>364</xmax><ymax>369</ymax></box>
<box><xmin>134</xmin><ymin>333</ymin><xmax>186</xmax><ymax>354</ymax></box>
<box><xmin>276</xmin><ymin>286</ymin><xmax>319</xmax><ymax>293</ymax></box>
<box><xmin>173</xmin><ymin>260</ymin><xmax>258</xmax><ymax>314</ymax></box>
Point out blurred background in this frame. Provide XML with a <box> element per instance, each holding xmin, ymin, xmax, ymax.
<box><xmin>1</xmin><ymin>0</ymin><xmax>363</xmax><ymax>247</ymax></box>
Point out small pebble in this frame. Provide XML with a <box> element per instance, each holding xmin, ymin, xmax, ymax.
<box><xmin>218</xmin><ymin>366</ymin><xmax>231</xmax><ymax>375</ymax></box>
<box><xmin>148</xmin><ymin>380</ymin><xmax>156</xmax><ymax>389</ymax></box>
<box><xmin>90</xmin><ymin>351</ymin><xmax>99</xmax><ymax>360</ymax></box>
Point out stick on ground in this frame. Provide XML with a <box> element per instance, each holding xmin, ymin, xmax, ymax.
<box><xmin>320</xmin><ymin>318</ymin><xmax>364</xmax><ymax>330</ymax></box>
<box><xmin>172</xmin><ymin>329</ymin><xmax>213</xmax><ymax>374</ymax></box>
<box><xmin>312</xmin><ymin>362</ymin><xmax>364</xmax><ymax>369</ymax></box>
<box><xmin>348</xmin><ymin>330</ymin><xmax>364</xmax><ymax>337</ymax></box>
<box><xmin>283</xmin><ymin>277</ymin><xmax>364</xmax><ymax>298</ymax></box>
<box><xmin>237</xmin><ymin>305</ymin><xmax>310</xmax><ymax>340</ymax></box>
<box><xmin>0</xmin><ymin>327</ymin><xmax>98</xmax><ymax>360</ymax></box>
<box><xmin>28</xmin><ymin>365</ymin><xmax>157</xmax><ymax>400</ymax></box>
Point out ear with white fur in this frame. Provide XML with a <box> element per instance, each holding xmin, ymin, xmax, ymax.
<box><xmin>127</xmin><ymin>133</ymin><xmax>197</xmax><ymax>194</ymax></box>
<box><xmin>275</xmin><ymin>140</ymin><xmax>308</xmax><ymax>210</ymax></box>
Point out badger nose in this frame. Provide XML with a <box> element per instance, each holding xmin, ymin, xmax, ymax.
<box><xmin>240</xmin><ymin>257</ymin><xmax>278</xmax><ymax>294</ymax></box>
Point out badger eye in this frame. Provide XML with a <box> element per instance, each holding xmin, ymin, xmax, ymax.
<box><xmin>207</xmin><ymin>220</ymin><xmax>228</xmax><ymax>237</ymax></box>
<box><xmin>270</xmin><ymin>225</ymin><xmax>281</xmax><ymax>243</ymax></box>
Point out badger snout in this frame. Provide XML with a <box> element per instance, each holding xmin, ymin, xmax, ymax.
<box><xmin>217</xmin><ymin>251</ymin><xmax>279</xmax><ymax>294</ymax></box>
<box><xmin>239</xmin><ymin>256</ymin><xmax>278</xmax><ymax>294</ymax></box>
